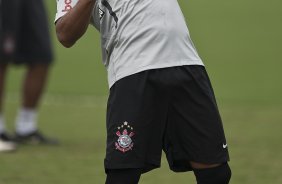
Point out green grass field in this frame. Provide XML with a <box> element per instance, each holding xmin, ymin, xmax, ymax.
<box><xmin>1</xmin><ymin>0</ymin><xmax>282</xmax><ymax>183</ymax></box>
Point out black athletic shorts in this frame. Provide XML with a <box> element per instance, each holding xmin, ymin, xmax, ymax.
<box><xmin>105</xmin><ymin>65</ymin><xmax>230</xmax><ymax>173</ymax></box>
<box><xmin>0</xmin><ymin>0</ymin><xmax>53</xmax><ymax>64</ymax></box>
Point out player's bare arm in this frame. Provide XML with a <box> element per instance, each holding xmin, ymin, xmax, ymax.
<box><xmin>56</xmin><ymin>0</ymin><xmax>96</xmax><ymax>48</ymax></box>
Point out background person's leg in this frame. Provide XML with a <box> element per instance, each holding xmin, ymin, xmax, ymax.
<box><xmin>15</xmin><ymin>64</ymin><xmax>49</xmax><ymax>135</ymax></box>
<box><xmin>22</xmin><ymin>64</ymin><xmax>49</xmax><ymax>109</ymax></box>
<box><xmin>14</xmin><ymin>64</ymin><xmax>58</xmax><ymax>145</ymax></box>
<box><xmin>0</xmin><ymin>63</ymin><xmax>8</xmax><ymax>134</ymax></box>
<box><xmin>0</xmin><ymin>64</ymin><xmax>16</xmax><ymax>152</ymax></box>
<box><xmin>0</xmin><ymin>63</ymin><xmax>8</xmax><ymax>116</ymax></box>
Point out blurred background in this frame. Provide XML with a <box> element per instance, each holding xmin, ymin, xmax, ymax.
<box><xmin>0</xmin><ymin>0</ymin><xmax>281</xmax><ymax>183</ymax></box>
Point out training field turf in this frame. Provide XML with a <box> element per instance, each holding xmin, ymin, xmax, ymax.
<box><xmin>0</xmin><ymin>0</ymin><xmax>281</xmax><ymax>183</ymax></box>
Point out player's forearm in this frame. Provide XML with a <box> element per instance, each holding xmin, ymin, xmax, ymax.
<box><xmin>56</xmin><ymin>0</ymin><xmax>96</xmax><ymax>48</ymax></box>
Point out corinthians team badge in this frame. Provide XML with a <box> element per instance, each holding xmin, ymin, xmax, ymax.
<box><xmin>115</xmin><ymin>121</ymin><xmax>135</xmax><ymax>153</ymax></box>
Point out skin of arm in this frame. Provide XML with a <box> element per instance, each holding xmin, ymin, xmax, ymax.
<box><xmin>55</xmin><ymin>0</ymin><xmax>96</xmax><ymax>48</ymax></box>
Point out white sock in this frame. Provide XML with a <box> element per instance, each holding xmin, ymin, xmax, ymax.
<box><xmin>15</xmin><ymin>108</ymin><xmax>38</xmax><ymax>135</ymax></box>
<box><xmin>0</xmin><ymin>114</ymin><xmax>6</xmax><ymax>134</ymax></box>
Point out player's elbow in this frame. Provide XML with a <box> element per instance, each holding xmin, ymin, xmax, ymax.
<box><xmin>55</xmin><ymin>21</ymin><xmax>76</xmax><ymax>48</ymax></box>
<box><xmin>59</xmin><ymin>37</ymin><xmax>76</xmax><ymax>48</ymax></box>
<box><xmin>56</xmin><ymin>32</ymin><xmax>76</xmax><ymax>48</ymax></box>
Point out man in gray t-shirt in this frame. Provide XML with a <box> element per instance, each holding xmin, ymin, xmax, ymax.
<box><xmin>55</xmin><ymin>0</ymin><xmax>231</xmax><ymax>183</ymax></box>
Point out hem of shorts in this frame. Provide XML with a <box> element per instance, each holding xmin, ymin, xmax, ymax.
<box><xmin>104</xmin><ymin>160</ymin><xmax>160</xmax><ymax>174</ymax></box>
<box><xmin>108</xmin><ymin>60</ymin><xmax>204</xmax><ymax>88</ymax></box>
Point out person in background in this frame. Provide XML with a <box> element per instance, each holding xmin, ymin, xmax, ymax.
<box><xmin>0</xmin><ymin>0</ymin><xmax>58</xmax><ymax>152</ymax></box>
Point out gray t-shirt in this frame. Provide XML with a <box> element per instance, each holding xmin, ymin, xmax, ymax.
<box><xmin>56</xmin><ymin>0</ymin><xmax>203</xmax><ymax>87</ymax></box>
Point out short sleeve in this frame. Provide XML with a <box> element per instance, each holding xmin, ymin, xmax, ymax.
<box><xmin>90</xmin><ymin>1</ymin><xmax>100</xmax><ymax>31</ymax></box>
<box><xmin>55</xmin><ymin>0</ymin><xmax>79</xmax><ymax>23</ymax></box>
